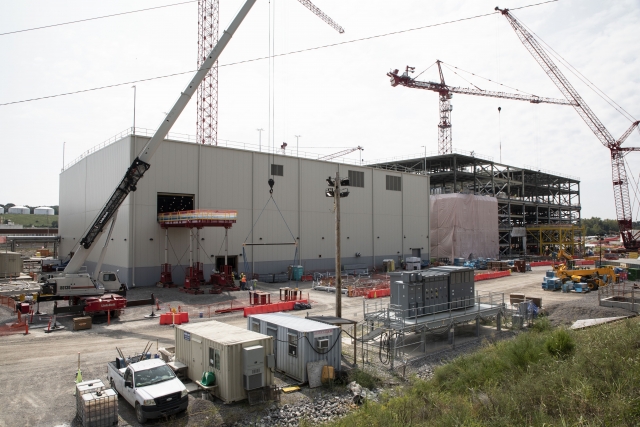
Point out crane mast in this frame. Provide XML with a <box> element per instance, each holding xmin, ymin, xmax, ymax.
<box><xmin>387</xmin><ymin>62</ymin><xmax>574</xmax><ymax>155</ymax></box>
<box><xmin>496</xmin><ymin>7</ymin><xmax>640</xmax><ymax>250</ymax></box>
<box><xmin>64</xmin><ymin>0</ymin><xmax>259</xmax><ymax>274</ymax></box>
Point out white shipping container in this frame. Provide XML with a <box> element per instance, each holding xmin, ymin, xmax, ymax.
<box><xmin>0</xmin><ymin>252</ymin><xmax>23</xmax><ymax>277</ymax></box>
<box><xmin>247</xmin><ymin>313</ymin><xmax>341</xmax><ymax>383</ymax></box>
<box><xmin>174</xmin><ymin>320</ymin><xmax>274</xmax><ymax>403</ymax></box>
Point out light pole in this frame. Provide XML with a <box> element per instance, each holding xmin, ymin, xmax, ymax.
<box><xmin>132</xmin><ymin>85</ymin><xmax>136</xmax><ymax>135</ymax></box>
<box><xmin>295</xmin><ymin>135</ymin><xmax>301</xmax><ymax>157</ymax></box>
<box><xmin>598</xmin><ymin>234</ymin><xmax>603</xmax><ymax>266</ymax></box>
<box><xmin>257</xmin><ymin>128</ymin><xmax>264</xmax><ymax>152</ymax></box>
<box><xmin>420</xmin><ymin>145</ymin><xmax>427</xmax><ymax>175</ymax></box>
<box><xmin>325</xmin><ymin>173</ymin><xmax>350</xmax><ymax>318</ymax></box>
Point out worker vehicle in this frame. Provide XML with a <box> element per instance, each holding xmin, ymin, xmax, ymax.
<box><xmin>555</xmin><ymin>265</ymin><xmax>617</xmax><ymax>291</ymax></box>
<box><xmin>107</xmin><ymin>358</ymin><xmax>188</xmax><ymax>423</ymax></box>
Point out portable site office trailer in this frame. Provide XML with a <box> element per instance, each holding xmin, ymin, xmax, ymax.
<box><xmin>174</xmin><ymin>320</ymin><xmax>274</xmax><ymax>403</ymax></box>
<box><xmin>247</xmin><ymin>313</ymin><xmax>341</xmax><ymax>383</ymax></box>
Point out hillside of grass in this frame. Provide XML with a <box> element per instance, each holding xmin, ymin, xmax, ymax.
<box><xmin>1</xmin><ymin>213</ymin><xmax>58</xmax><ymax>228</ymax></box>
<box><xmin>329</xmin><ymin>317</ymin><xmax>640</xmax><ymax>427</ymax></box>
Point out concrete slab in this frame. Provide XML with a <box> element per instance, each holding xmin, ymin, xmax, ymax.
<box><xmin>570</xmin><ymin>316</ymin><xmax>628</xmax><ymax>330</ymax></box>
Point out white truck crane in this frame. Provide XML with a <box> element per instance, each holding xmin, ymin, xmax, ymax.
<box><xmin>38</xmin><ymin>0</ymin><xmax>260</xmax><ymax>317</ymax></box>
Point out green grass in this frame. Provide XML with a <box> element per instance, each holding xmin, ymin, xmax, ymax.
<box><xmin>328</xmin><ymin>318</ymin><xmax>640</xmax><ymax>427</ymax></box>
<box><xmin>1</xmin><ymin>213</ymin><xmax>58</xmax><ymax>228</ymax></box>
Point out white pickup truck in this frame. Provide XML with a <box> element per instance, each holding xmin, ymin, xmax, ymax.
<box><xmin>107</xmin><ymin>358</ymin><xmax>189</xmax><ymax>423</ymax></box>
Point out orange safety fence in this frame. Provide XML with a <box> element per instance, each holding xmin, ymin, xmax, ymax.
<box><xmin>530</xmin><ymin>261</ymin><xmax>554</xmax><ymax>267</ymax></box>
<box><xmin>0</xmin><ymin>320</ymin><xmax>28</xmax><ymax>336</ymax></box>
<box><xmin>0</xmin><ymin>295</ymin><xmax>16</xmax><ymax>312</ymax></box>
<box><xmin>243</xmin><ymin>300</ymin><xmax>308</xmax><ymax>317</ymax></box>
<box><xmin>365</xmin><ymin>288</ymin><xmax>390</xmax><ymax>299</ymax></box>
<box><xmin>474</xmin><ymin>270</ymin><xmax>511</xmax><ymax>281</ymax></box>
<box><xmin>158</xmin><ymin>292</ymin><xmax>311</xmax><ymax>320</ymax></box>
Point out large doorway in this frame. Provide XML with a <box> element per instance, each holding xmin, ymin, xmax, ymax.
<box><xmin>157</xmin><ymin>193</ymin><xmax>195</xmax><ymax>214</ymax></box>
<box><xmin>216</xmin><ymin>256</ymin><xmax>237</xmax><ymax>273</ymax></box>
<box><xmin>412</xmin><ymin>248</ymin><xmax>421</xmax><ymax>258</ymax></box>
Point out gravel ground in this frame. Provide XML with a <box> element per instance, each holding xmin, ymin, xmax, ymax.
<box><xmin>1</xmin><ymin>269</ymin><xmax>638</xmax><ymax>427</ymax></box>
<box><xmin>543</xmin><ymin>290</ymin><xmax>636</xmax><ymax>326</ymax></box>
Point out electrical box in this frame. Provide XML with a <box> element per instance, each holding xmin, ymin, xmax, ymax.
<box><xmin>243</xmin><ymin>345</ymin><xmax>265</xmax><ymax>390</ymax></box>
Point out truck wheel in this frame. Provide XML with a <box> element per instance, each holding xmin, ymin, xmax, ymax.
<box><xmin>136</xmin><ymin>403</ymin><xmax>147</xmax><ymax>424</ymax></box>
<box><xmin>110</xmin><ymin>310</ymin><xmax>120</xmax><ymax>318</ymax></box>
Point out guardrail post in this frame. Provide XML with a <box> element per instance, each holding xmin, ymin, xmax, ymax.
<box><xmin>497</xmin><ymin>312</ymin><xmax>501</xmax><ymax>331</ymax></box>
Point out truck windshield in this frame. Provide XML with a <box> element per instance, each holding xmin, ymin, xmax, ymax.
<box><xmin>134</xmin><ymin>365</ymin><xmax>176</xmax><ymax>387</ymax></box>
<box><xmin>103</xmin><ymin>273</ymin><xmax>117</xmax><ymax>281</ymax></box>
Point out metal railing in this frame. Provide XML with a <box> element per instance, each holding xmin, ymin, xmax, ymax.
<box><xmin>63</xmin><ymin>127</ymin><xmax>368</xmax><ymax>171</ymax></box>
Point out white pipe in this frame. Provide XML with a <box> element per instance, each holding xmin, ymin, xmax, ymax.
<box><xmin>164</xmin><ymin>229</ymin><xmax>168</xmax><ymax>264</ymax></box>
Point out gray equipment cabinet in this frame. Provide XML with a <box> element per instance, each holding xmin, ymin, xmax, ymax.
<box><xmin>430</xmin><ymin>266</ymin><xmax>475</xmax><ymax>309</ymax></box>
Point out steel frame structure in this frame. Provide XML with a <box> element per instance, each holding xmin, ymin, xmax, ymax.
<box><xmin>197</xmin><ymin>0</ymin><xmax>220</xmax><ymax>146</ymax></box>
<box><xmin>369</xmin><ymin>153</ymin><xmax>582</xmax><ymax>257</ymax></box>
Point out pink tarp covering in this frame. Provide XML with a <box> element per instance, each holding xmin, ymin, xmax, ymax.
<box><xmin>430</xmin><ymin>194</ymin><xmax>498</xmax><ymax>259</ymax></box>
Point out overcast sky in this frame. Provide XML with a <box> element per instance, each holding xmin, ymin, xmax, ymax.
<box><xmin>1</xmin><ymin>0</ymin><xmax>639</xmax><ymax>220</ymax></box>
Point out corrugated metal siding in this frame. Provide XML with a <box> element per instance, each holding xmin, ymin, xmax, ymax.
<box><xmin>61</xmin><ymin>134</ymin><xmax>429</xmax><ymax>285</ymax></box>
<box><xmin>174</xmin><ymin>320</ymin><xmax>273</xmax><ymax>403</ymax></box>
<box><xmin>248</xmin><ymin>313</ymin><xmax>341</xmax><ymax>383</ymax></box>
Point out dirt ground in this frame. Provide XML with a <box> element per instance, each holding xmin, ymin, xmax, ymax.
<box><xmin>0</xmin><ymin>266</ymin><xmax>634</xmax><ymax>427</ymax></box>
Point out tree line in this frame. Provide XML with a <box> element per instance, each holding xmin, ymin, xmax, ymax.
<box><xmin>582</xmin><ymin>216</ymin><xmax>640</xmax><ymax>236</ymax></box>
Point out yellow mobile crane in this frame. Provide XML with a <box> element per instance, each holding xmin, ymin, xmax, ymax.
<box><xmin>554</xmin><ymin>265</ymin><xmax>617</xmax><ymax>291</ymax></box>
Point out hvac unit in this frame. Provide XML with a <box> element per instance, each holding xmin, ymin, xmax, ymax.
<box><xmin>316</xmin><ymin>338</ymin><xmax>329</xmax><ymax>351</ymax></box>
<box><xmin>243</xmin><ymin>345</ymin><xmax>265</xmax><ymax>390</ymax></box>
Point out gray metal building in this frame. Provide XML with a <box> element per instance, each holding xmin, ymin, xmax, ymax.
<box><xmin>247</xmin><ymin>312</ymin><xmax>341</xmax><ymax>383</ymax></box>
<box><xmin>58</xmin><ymin>132</ymin><xmax>430</xmax><ymax>287</ymax></box>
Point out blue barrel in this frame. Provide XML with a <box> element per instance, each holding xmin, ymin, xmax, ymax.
<box><xmin>292</xmin><ymin>265</ymin><xmax>304</xmax><ymax>281</ymax></box>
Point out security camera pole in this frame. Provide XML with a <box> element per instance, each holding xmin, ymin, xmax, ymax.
<box><xmin>326</xmin><ymin>172</ymin><xmax>350</xmax><ymax>317</ymax></box>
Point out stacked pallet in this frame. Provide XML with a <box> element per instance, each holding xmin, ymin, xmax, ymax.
<box><xmin>488</xmin><ymin>261</ymin><xmax>510</xmax><ymax>271</ymax></box>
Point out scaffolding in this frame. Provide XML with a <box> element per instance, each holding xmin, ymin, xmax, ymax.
<box><xmin>368</xmin><ymin>151</ymin><xmax>581</xmax><ymax>258</ymax></box>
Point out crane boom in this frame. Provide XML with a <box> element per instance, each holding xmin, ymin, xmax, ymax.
<box><xmin>64</xmin><ymin>0</ymin><xmax>258</xmax><ymax>274</ymax></box>
<box><xmin>387</xmin><ymin>61</ymin><xmax>573</xmax><ymax>154</ymax></box>
<box><xmin>295</xmin><ymin>0</ymin><xmax>344</xmax><ymax>33</ymax></box>
<box><xmin>319</xmin><ymin>146</ymin><xmax>363</xmax><ymax>161</ymax></box>
<box><xmin>496</xmin><ymin>7</ymin><xmax>640</xmax><ymax>250</ymax></box>
<box><xmin>388</xmin><ymin>69</ymin><xmax>574</xmax><ymax>106</ymax></box>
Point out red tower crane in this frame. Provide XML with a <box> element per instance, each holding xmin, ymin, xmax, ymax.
<box><xmin>196</xmin><ymin>0</ymin><xmax>344</xmax><ymax>147</ymax></box>
<box><xmin>387</xmin><ymin>61</ymin><xmax>575</xmax><ymax>155</ymax></box>
<box><xmin>496</xmin><ymin>7</ymin><xmax>640</xmax><ymax>251</ymax></box>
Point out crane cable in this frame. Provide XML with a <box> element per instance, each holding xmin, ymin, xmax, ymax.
<box><xmin>441</xmin><ymin>62</ymin><xmax>540</xmax><ymax>96</ymax></box>
<box><xmin>0</xmin><ymin>1</ymin><xmax>560</xmax><ymax>107</ymax></box>
<box><xmin>511</xmin><ymin>12</ymin><xmax>637</xmax><ymax>124</ymax></box>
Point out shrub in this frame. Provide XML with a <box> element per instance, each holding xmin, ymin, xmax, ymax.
<box><xmin>545</xmin><ymin>329</ymin><xmax>575</xmax><ymax>358</ymax></box>
<box><xmin>531</xmin><ymin>316</ymin><xmax>552</xmax><ymax>333</ymax></box>
<box><xmin>348</xmin><ymin>368</ymin><xmax>381</xmax><ymax>390</ymax></box>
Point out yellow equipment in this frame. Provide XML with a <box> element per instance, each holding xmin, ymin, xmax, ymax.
<box><xmin>554</xmin><ymin>266</ymin><xmax>617</xmax><ymax>291</ymax></box>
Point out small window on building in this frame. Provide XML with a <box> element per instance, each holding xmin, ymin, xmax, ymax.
<box><xmin>288</xmin><ymin>333</ymin><xmax>298</xmax><ymax>357</ymax></box>
<box><xmin>209</xmin><ymin>347</ymin><xmax>220</xmax><ymax>369</ymax></box>
<box><xmin>348</xmin><ymin>170</ymin><xmax>365</xmax><ymax>188</ymax></box>
<box><xmin>271</xmin><ymin>164</ymin><xmax>284</xmax><ymax>176</ymax></box>
<box><xmin>386</xmin><ymin>175</ymin><xmax>402</xmax><ymax>191</ymax></box>
<box><xmin>252</xmin><ymin>321</ymin><xmax>260</xmax><ymax>333</ymax></box>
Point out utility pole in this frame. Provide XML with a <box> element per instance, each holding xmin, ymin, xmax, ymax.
<box><xmin>335</xmin><ymin>171</ymin><xmax>342</xmax><ymax>317</ymax></box>
<box><xmin>325</xmin><ymin>172</ymin><xmax>350</xmax><ymax>318</ymax></box>
<box><xmin>257</xmin><ymin>128</ymin><xmax>264</xmax><ymax>152</ymax></box>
